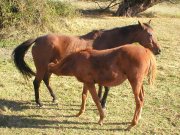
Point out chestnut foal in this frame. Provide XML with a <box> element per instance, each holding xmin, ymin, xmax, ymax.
<box><xmin>48</xmin><ymin>44</ymin><xmax>156</xmax><ymax>130</ymax></box>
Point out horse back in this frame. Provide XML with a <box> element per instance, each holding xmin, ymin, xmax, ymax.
<box><xmin>32</xmin><ymin>34</ymin><xmax>89</xmax><ymax>65</ymax></box>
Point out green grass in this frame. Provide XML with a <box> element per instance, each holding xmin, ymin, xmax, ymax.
<box><xmin>0</xmin><ymin>1</ymin><xmax>180</xmax><ymax>135</ymax></box>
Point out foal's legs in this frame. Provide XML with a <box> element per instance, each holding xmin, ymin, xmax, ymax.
<box><xmin>86</xmin><ymin>83</ymin><xmax>105</xmax><ymax>125</ymax></box>
<box><xmin>76</xmin><ymin>84</ymin><xmax>88</xmax><ymax>117</ymax></box>
<box><xmin>138</xmin><ymin>86</ymin><xmax>144</xmax><ymax>120</ymax></box>
<box><xmin>127</xmin><ymin>80</ymin><xmax>144</xmax><ymax>130</ymax></box>
<box><xmin>43</xmin><ymin>72</ymin><xmax>57</xmax><ymax>103</ymax></box>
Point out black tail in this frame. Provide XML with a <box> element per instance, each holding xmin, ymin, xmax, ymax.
<box><xmin>12</xmin><ymin>38</ymin><xmax>36</xmax><ymax>79</ymax></box>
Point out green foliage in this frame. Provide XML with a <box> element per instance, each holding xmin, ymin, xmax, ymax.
<box><xmin>48</xmin><ymin>1</ymin><xmax>79</xmax><ymax>17</ymax></box>
<box><xmin>0</xmin><ymin>0</ymin><xmax>79</xmax><ymax>29</ymax></box>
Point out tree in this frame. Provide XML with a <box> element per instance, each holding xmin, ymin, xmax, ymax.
<box><xmin>115</xmin><ymin>0</ymin><xmax>164</xmax><ymax>16</ymax></box>
<box><xmin>95</xmin><ymin>0</ymin><xmax>174</xmax><ymax>17</ymax></box>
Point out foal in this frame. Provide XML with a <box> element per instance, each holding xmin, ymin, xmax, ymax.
<box><xmin>48</xmin><ymin>44</ymin><xmax>156</xmax><ymax>129</ymax></box>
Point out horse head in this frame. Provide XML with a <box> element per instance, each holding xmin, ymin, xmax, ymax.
<box><xmin>136</xmin><ymin>20</ymin><xmax>161</xmax><ymax>55</ymax></box>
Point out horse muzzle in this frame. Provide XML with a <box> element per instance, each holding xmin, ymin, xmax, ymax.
<box><xmin>154</xmin><ymin>48</ymin><xmax>161</xmax><ymax>55</ymax></box>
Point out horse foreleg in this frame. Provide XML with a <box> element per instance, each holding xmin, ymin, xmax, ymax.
<box><xmin>43</xmin><ymin>72</ymin><xmax>57</xmax><ymax>103</ymax></box>
<box><xmin>87</xmin><ymin>83</ymin><xmax>105</xmax><ymax>126</ymax></box>
<box><xmin>101</xmin><ymin>86</ymin><xmax>110</xmax><ymax>109</ymax></box>
<box><xmin>76</xmin><ymin>84</ymin><xmax>88</xmax><ymax>117</ymax></box>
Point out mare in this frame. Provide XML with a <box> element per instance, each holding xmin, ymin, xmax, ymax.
<box><xmin>12</xmin><ymin>21</ymin><xmax>161</xmax><ymax>107</ymax></box>
<box><xmin>48</xmin><ymin>44</ymin><xmax>157</xmax><ymax>130</ymax></box>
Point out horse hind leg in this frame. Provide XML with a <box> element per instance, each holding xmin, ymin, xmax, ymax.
<box><xmin>126</xmin><ymin>80</ymin><xmax>144</xmax><ymax>130</ymax></box>
<box><xmin>98</xmin><ymin>85</ymin><xmax>103</xmax><ymax>100</ymax></box>
<box><xmin>33</xmin><ymin>69</ymin><xmax>46</xmax><ymax>107</ymax></box>
<box><xmin>43</xmin><ymin>72</ymin><xmax>57</xmax><ymax>103</ymax></box>
<box><xmin>138</xmin><ymin>85</ymin><xmax>144</xmax><ymax>120</ymax></box>
<box><xmin>101</xmin><ymin>86</ymin><xmax>110</xmax><ymax>109</ymax></box>
<box><xmin>33</xmin><ymin>64</ymin><xmax>49</xmax><ymax>107</ymax></box>
<box><xmin>33</xmin><ymin>78</ymin><xmax>41</xmax><ymax>107</ymax></box>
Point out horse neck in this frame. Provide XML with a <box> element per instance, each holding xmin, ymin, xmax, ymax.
<box><xmin>93</xmin><ymin>26</ymin><xmax>141</xmax><ymax>49</ymax></box>
<box><xmin>116</xmin><ymin>25</ymin><xmax>141</xmax><ymax>45</ymax></box>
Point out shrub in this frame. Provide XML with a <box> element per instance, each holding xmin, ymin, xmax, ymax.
<box><xmin>48</xmin><ymin>1</ymin><xmax>79</xmax><ymax>17</ymax></box>
<box><xmin>0</xmin><ymin>0</ymin><xmax>79</xmax><ymax>29</ymax></box>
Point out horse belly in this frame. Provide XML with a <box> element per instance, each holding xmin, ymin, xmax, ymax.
<box><xmin>100</xmin><ymin>72</ymin><xmax>127</xmax><ymax>87</ymax></box>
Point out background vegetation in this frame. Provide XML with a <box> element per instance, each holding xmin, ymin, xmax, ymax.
<box><xmin>0</xmin><ymin>0</ymin><xmax>180</xmax><ymax>134</ymax></box>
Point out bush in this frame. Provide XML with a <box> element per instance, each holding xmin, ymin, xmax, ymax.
<box><xmin>0</xmin><ymin>0</ymin><xmax>79</xmax><ymax>29</ymax></box>
<box><xmin>48</xmin><ymin>1</ymin><xmax>79</xmax><ymax>17</ymax></box>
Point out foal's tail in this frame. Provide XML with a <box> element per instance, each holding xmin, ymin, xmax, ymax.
<box><xmin>147</xmin><ymin>50</ymin><xmax>157</xmax><ymax>85</ymax></box>
<box><xmin>12</xmin><ymin>38</ymin><xmax>36</xmax><ymax>79</ymax></box>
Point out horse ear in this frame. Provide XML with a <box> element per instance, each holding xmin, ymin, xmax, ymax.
<box><xmin>148</xmin><ymin>20</ymin><xmax>151</xmax><ymax>25</ymax></box>
<box><xmin>138</xmin><ymin>20</ymin><xmax>145</xmax><ymax>30</ymax></box>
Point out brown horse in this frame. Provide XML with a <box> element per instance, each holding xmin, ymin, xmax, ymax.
<box><xmin>48</xmin><ymin>44</ymin><xmax>156</xmax><ymax>130</ymax></box>
<box><xmin>12</xmin><ymin>21</ymin><xmax>161</xmax><ymax>107</ymax></box>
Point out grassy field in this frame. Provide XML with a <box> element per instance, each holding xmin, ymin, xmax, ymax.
<box><xmin>0</xmin><ymin>1</ymin><xmax>180</xmax><ymax>135</ymax></box>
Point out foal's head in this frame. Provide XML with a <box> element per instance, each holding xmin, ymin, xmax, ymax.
<box><xmin>48</xmin><ymin>50</ymin><xmax>91</xmax><ymax>76</ymax></box>
<box><xmin>136</xmin><ymin>20</ymin><xmax>161</xmax><ymax>55</ymax></box>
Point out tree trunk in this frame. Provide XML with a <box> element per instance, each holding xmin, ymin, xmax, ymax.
<box><xmin>115</xmin><ymin>0</ymin><xmax>162</xmax><ymax>17</ymax></box>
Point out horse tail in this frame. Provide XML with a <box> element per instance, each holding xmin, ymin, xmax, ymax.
<box><xmin>147</xmin><ymin>50</ymin><xmax>157</xmax><ymax>85</ymax></box>
<box><xmin>12</xmin><ymin>38</ymin><xmax>36</xmax><ymax>79</ymax></box>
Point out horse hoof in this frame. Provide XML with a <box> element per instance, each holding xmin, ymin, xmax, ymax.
<box><xmin>53</xmin><ymin>99</ymin><xmax>58</xmax><ymax>104</ymax></box>
<box><xmin>75</xmin><ymin>111</ymin><xmax>83</xmax><ymax>117</ymax></box>
<box><xmin>37</xmin><ymin>103</ymin><xmax>43</xmax><ymax>108</ymax></box>
<box><xmin>98</xmin><ymin>120</ymin><xmax>103</xmax><ymax>126</ymax></box>
<box><xmin>125</xmin><ymin>123</ymin><xmax>136</xmax><ymax>131</ymax></box>
<box><xmin>75</xmin><ymin>113</ymin><xmax>81</xmax><ymax>117</ymax></box>
<box><xmin>125</xmin><ymin>126</ymin><xmax>132</xmax><ymax>131</ymax></box>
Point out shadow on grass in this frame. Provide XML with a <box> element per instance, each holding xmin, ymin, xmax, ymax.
<box><xmin>79</xmin><ymin>9</ymin><xmax>115</xmax><ymax>18</ymax></box>
<box><xmin>0</xmin><ymin>99</ymin><xmax>130</xmax><ymax>131</ymax></box>
<box><xmin>0</xmin><ymin>99</ymin><xmax>31</xmax><ymax>111</ymax></box>
<box><xmin>138</xmin><ymin>12</ymin><xmax>158</xmax><ymax>18</ymax></box>
<box><xmin>0</xmin><ymin>98</ymin><xmax>96</xmax><ymax>111</ymax></box>
<box><xmin>0</xmin><ymin>114</ymin><xmax>129</xmax><ymax>131</ymax></box>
